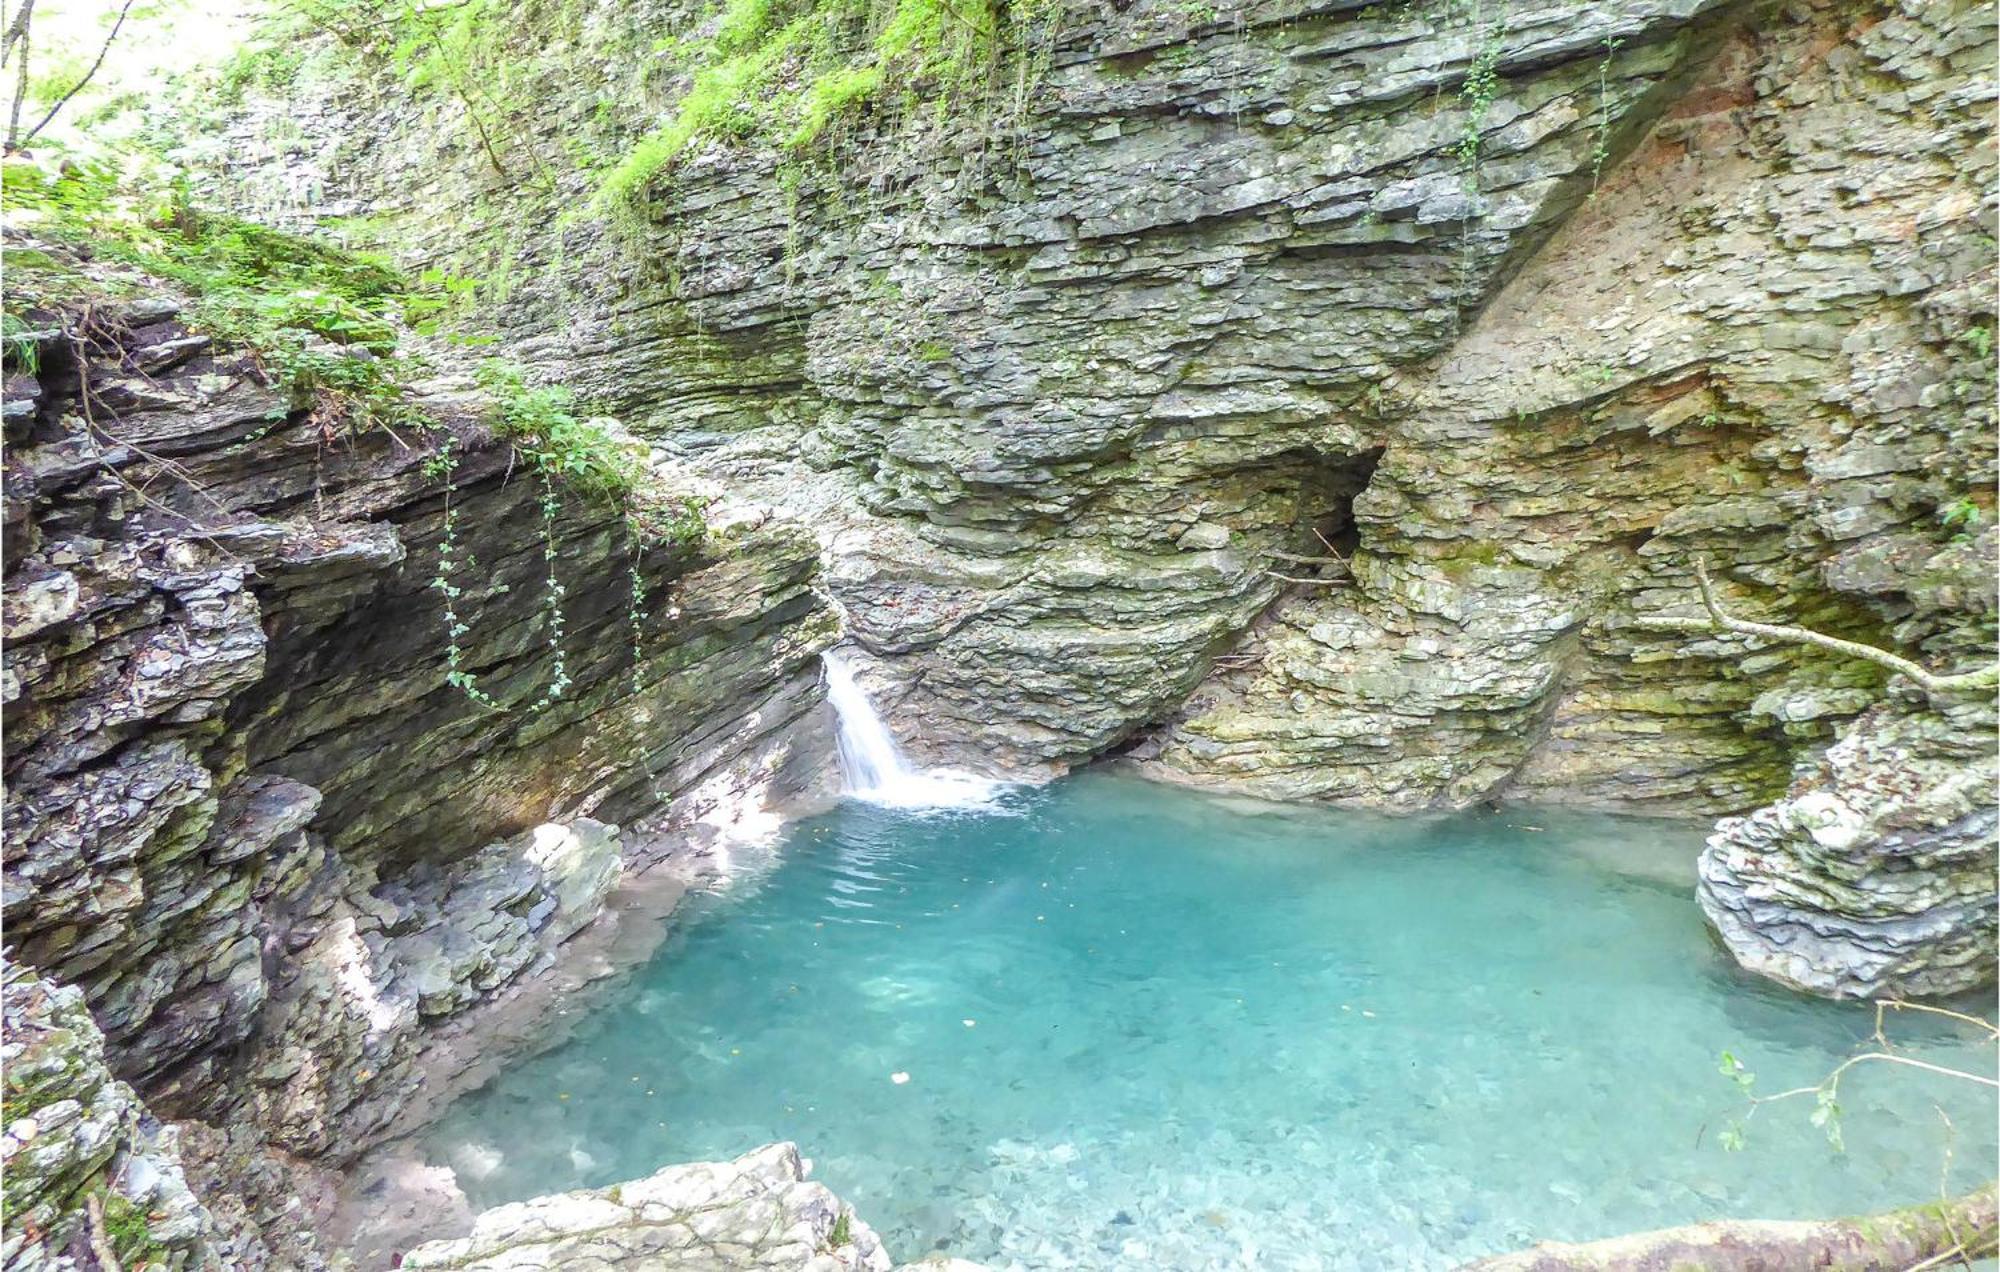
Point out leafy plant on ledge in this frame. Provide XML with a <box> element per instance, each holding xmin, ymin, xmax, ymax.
<box><xmin>594</xmin><ymin>0</ymin><xmax>1064</xmax><ymax>220</ymax></box>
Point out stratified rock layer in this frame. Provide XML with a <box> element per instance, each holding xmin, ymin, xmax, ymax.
<box><xmin>1700</xmin><ymin>701</ymin><xmax>1997</xmax><ymax>998</ymax></box>
<box><xmin>199</xmin><ymin>0</ymin><xmax>1994</xmax><ymax>818</ymax></box>
<box><xmin>1</xmin><ymin>272</ymin><xmax>838</xmax><ymax>1266</ymax></box>
<box><xmin>1145</xmin><ymin>0</ymin><xmax>1998</xmax><ymax>811</ymax></box>
<box><xmin>191</xmin><ymin>0</ymin><xmax>1994</xmax><ymax>1002</ymax></box>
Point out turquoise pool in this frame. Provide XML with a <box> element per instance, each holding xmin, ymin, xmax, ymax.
<box><xmin>419</xmin><ymin>773</ymin><xmax>1999</xmax><ymax>1269</ymax></box>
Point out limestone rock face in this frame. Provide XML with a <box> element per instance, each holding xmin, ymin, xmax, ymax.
<box><xmin>1143</xmin><ymin>0</ymin><xmax>1999</xmax><ymax>812</ymax></box>
<box><xmin>400</xmin><ymin>1143</ymin><xmax>901</xmax><ymax>1272</ymax></box>
<box><xmin>1</xmin><ymin>959</ymin><xmax>221</xmax><ymax>1271</ymax></box>
<box><xmin>1700</xmin><ymin>702</ymin><xmax>1998</xmax><ymax>999</ymax></box>
<box><xmin>198</xmin><ymin>0</ymin><xmax>1994</xmax><ymax>822</ymax></box>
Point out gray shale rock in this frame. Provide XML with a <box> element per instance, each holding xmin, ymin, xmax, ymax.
<box><xmin>1700</xmin><ymin>703</ymin><xmax>1998</xmax><ymax>999</ymax></box>
<box><xmin>1</xmin><ymin>958</ymin><xmax>221</xmax><ymax>1271</ymax></box>
<box><xmin>2</xmin><ymin>272</ymin><xmax>838</xmax><ymax>1265</ymax></box>
<box><xmin>197</xmin><ymin>0</ymin><xmax>1995</xmax><ymax>826</ymax></box>
<box><xmin>400</xmin><ymin>1143</ymin><xmax>908</xmax><ymax>1272</ymax></box>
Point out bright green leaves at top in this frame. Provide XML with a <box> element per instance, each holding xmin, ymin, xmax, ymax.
<box><xmin>594</xmin><ymin>0</ymin><xmax>1059</xmax><ymax>215</ymax></box>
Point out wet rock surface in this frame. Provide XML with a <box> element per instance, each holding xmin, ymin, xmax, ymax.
<box><xmin>1701</xmin><ymin>699</ymin><xmax>1998</xmax><ymax>999</ymax></box>
<box><xmin>400</xmin><ymin>1143</ymin><xmax>922</xmax><ymax>1272</ymax></box>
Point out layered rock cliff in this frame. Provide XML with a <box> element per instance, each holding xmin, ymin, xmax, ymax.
<box><xmin>183</xmin><ymin>0</ymin><xmax>1995</xmax><ymax>985</ymax></box>
<box><xmin>187</xmin><ymin>0</ymin><xmax>1987</xmax><ymax>799</ymax></box>
<box><xmin>1</xmin><ymin>250</ymin><xmax>839</xmax><ymax>1265</ymax></box>
<box><xmin>1</xmin><ymin>0</ymin><xmax>1994</xmax><ymax>1264</ymax></box>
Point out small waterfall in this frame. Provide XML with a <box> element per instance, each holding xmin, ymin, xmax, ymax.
<box><xmin>823</xmin><ymin>651</ymin><xmax>1003</xmax><ymax>811</ymax></box>
<box><xmin>824</xmin><ymin>650</ymin><xmax>917</xmax><ymax>793</ymax></box>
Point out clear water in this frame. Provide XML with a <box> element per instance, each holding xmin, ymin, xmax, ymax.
<box><xmin>420</xmin><ymin>774</ymin><xmax>1998</xmax><ymax>1270</ymax></box>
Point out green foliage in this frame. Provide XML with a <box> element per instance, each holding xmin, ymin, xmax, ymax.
<box><xmin>96</xmin><ymin>1191</ymin><xmax>167</xmax><ymax>1265</ymax></box>
<box><xmin>2</xmin><ymin>313</ymin><xmax>44</xmax><ymax>375</ymax></box>
<box><xmin>594</xmin><ymin>0</ymin><xmax>1060</xmax><ymax>214</ymax></box>
<box><xmin>1937</xmin><ymin>497</ymin><xmax>1984</xmax><ymax>535</ymax></box>
<box><xmin>5</xmin><ymin>158</ymin><xmax>694</xmax><ymax>717</ymax></box>
<box><xmin>1716</xmin><ymin>1046</ymin><xmax>1849</xmax><ymax>1156</ymax></box>
<box><xmin>1955</xmin><ymin>324</ymin><xmax>1993</xmax><ymax>360</ymax></box>
<box><xmin>2</xmin><ymin>157</ymin><xmax>431</xmax><ymax>430</ymax></box>
<box><xmin>474</xmin><ymin>360</ymin><xmax>647</xmax><ymax>502</ymax></box>
<box><xmin>423</xmin><ymin>437</ymin><xmax>510</xmax><ymax>712</ymax></box>
<box><xmin>1453</xmin><ymin>6</ymin><xmax>1508</xmax><ymax>186</ymax></box>
<box><xmin>1587</xmin><ymin>35</ymin><xmax>1625</xmax><ymax>197</ymax></box>
<box><xmin>828</xmin><ymin>1208</ymin><xmax>853</xmax><ymax>1248</ymax></box>
<box><xmin>420</xmin><ymin>360</ymin><xmax>706</xmax><ymax>713</ymax></box>
<box><xmin>232</xmin><ymin>0</ymin><xmax>556</xmax><ymax>183</ymax></box>
<box><xmin>1448</xmin><ymin>0</ymin><xmax>1511</xmax><ymax>313</ymax></box>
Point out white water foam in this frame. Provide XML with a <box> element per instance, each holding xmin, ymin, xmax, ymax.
<box><xmin>823</xmin><ymin>651</ymin><xmax>1005</xmax><ymax>811</ymax></box>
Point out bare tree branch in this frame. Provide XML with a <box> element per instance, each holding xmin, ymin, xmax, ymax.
<box><xmin>3</xmin><ymin>0</ymin><xmax>32</xmax><ymax>150</ymax></box>
<box><xmin>1635</xmin><ymin>558</ymin><xmax>1998</xmax><ymax>698</ymax></box>
<box><xmin>1265</xmin><ymin>570</ymin><xmax>1348</xmax><ymax>586</ymax></box>
<box><xmin>2</xmin><ymin>0</ymin><xmax>31</xmax><ymax>62</ymax></box>
<box><xmin>8</xmin><ymin>0</ymin><xmax>134</xmax><ymax>153</ymax></box>
<box><xmin>84</xmin><ymin>1194</ymin><xmax>126</xmax><ymax>1272</ymax></box>
<box><xmin>1266</xmin><ymin>549</ymin><xmax>1350</xmax><ymax>566</ymax></box>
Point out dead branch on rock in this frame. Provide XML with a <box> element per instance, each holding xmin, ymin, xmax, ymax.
<box><xmin>83</xmin><ymin>1194</ymin><xmax>125</xmax><ymax>1272</ymax></box>
<box><xmin>1455</xmin><ymin>1182</ymin><xmax>1998</xmax><ymax>1272</ymax></box>
<box><xmin>1264</xmin><ymin>527</ymin><xmax>1353</xmax><ymax>586</ymax></box>
<box><xmin>1635</xmin><ymin>558</ymin><xmax>1998</xmax><ymax>698</ymax></box>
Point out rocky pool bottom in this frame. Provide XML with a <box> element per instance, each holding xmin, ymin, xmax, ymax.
<box><xmin>409</xmin><ymin>774</ymin><xmax>1998</xmax><ymax>1269</ymax></box>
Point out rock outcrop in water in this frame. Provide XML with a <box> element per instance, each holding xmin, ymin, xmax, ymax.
<box><xmin>1700</xmin><ymin>697</ymin><xmax>1997</xmax><ymax>999</ymax></box>
<box><xmin>399</xmin><ymin>1143</ymin><xmax>912</xmax><ymax>1272</ymax></box>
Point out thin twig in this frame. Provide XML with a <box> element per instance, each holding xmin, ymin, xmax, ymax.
<box><xmin>1879</xmin><ymin>1001</ymin><xmax>2000</xmax><ymax>1038</ymax></box>
<box><xmin>1752</xmin><ymin>1053</ymin><xmax>2000</xmax><ymax>1103</ymax></box>
<box><xmin>83</xmin><ymin>1194</ymin><xmax>125</xmax><ymax>1272</ymax></box>
<box><xmin>1266</xmin><ymin>549</ymin><xmax>1350</xmax><ymax>566</ymax></box>
<box><xmin>1266</xmin><ymin>570</ymin><xmax>1349</xmax><ymax>586</ymax></box>
<box><xmin>1311</xmin><ymin>526</ymin><xmax>1349</xmax><ymax>560</ymax></box>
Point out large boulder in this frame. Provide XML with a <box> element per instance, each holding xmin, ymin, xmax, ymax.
<box><xmin>1699</xmin><ymin>703</ymin><xmax>1998</xmax><ymax>999</ymax></box>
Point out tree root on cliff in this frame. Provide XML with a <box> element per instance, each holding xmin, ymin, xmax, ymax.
<box><xmin>1456</xmin><ymin>1183</ymin><xmax>1998</xmax><ymax>1271</ymax></box>
<box><xmin>1636</xmin><ymin>559</ymin><xmax>1998</xmax><ymax>698</ymax></box>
